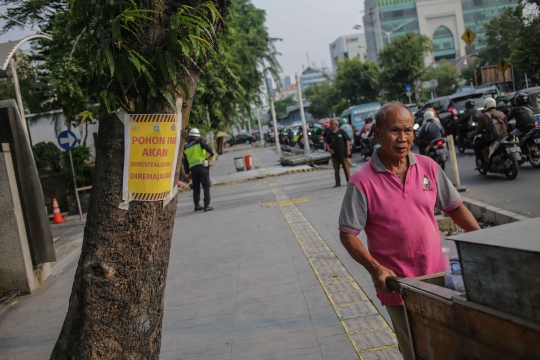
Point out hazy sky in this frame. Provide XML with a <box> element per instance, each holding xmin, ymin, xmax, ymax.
<box><xmin>1</xmin><ymin>1</ymin><xmax>366</xmax><ymax>78</ymax></box>
<box><xmin>252</xmin><ymin>0</ymin><xmax>365</xmax><ymax>80</ymax></box>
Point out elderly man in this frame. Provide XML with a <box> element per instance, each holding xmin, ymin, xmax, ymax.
<box><xmin>338</xmin><ymin>102</ymin><xmax>480</xmax><ymax>360</ymax></box>
<box><xmin>326</xmin><ymin>119</ymin><xmax>351</xmax><ymax>187</ymax></box>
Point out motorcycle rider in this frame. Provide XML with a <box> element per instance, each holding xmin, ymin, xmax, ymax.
<box><xmin>418</xmin><ymin>111</ymin><xmax>445</xmax><ymax>155</ymax></box>
<box><xmin>507</xmin><ymin>92</ymin><xmax>536</xmax><ymax>138</ymax></box>
<box><xmin>469</xmin><ymin>97</ymin><xmax>508</xmax><ymax>168</ymax></box>
<box><xmin>457</xmin><ymin>100</ymin><xmax>481</xmax><ymax>145</ymax></box>
<box><xmin>358</xmin><ymin>116</ymin><xmax>374</xmax><ymax>152</ymax></box>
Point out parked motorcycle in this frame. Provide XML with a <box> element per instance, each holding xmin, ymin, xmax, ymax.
<box><xmin>456</xmin><ymin>118</ymin><xmax>477</xmax><ymax>153</ymax></box>
<box><xmin>426</xmin><ymin>138</ymin><xmax>449</xmax><ymax>170</ymax></box>
<box><xmin>474</xmin><ymin>134</ymin><xmax>522</xmax><ymax>180</ymax></box>
<box><xmin>517</xmin><ymin>127</ymin><xmax>540</xmax><ymax>168</ymax></box>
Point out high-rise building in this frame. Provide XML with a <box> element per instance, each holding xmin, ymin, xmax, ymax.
<box><xmin>363</xmin><ymin>0</ymin><xmax>516</xmax><ymax>63</ymax></box>
<box><xmin>299</xmin><ymin>67</ymin><xmax>333</xmax><ymax>90</ymax></box>
<box><xmin>329</xmin><ymin>34</ymin><xmax>368</xmax><ymax>73</ymax></box>
<box><xmin>282</xmin><ymin>75</ymin><xmax>292</xmax><ymax>88</ymax></box>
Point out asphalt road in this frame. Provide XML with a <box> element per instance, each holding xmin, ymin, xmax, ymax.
<box><xmin>443</xmin><ymin>148</ymin><xmax>540</xmax><ymax>218</ymax></box>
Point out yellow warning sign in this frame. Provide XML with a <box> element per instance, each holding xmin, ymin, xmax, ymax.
<box><xmin>123</xmin><ymin>114</ymin><xmax>181</xmax><ymax>201</ymax></box>
<box><xmin>461</xmin><ymin>29</ymin><xmax>476</xmax><ymax>46</ymax></box>
<box><xmin>497</xmin><ymin>59</ymin><xmax>510</xmax><ymax>73</ymax></box>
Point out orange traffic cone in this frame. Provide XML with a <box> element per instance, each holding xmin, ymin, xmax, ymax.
<box><xmin>51</xmin><ymin>198</ymin><xmax>64</xmax><ymax>224</ymax></box>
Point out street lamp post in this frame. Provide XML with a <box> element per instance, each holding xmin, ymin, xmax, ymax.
<box><xmin>355</xmin><ymin>18</ymin><xmax>416</xmax><ymax>45</ymax></box>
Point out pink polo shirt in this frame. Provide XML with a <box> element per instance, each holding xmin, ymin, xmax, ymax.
<box><xmin>339</xmin><ymin>150</ymin><xmax>462</xmax><ymax>306</ymax></box>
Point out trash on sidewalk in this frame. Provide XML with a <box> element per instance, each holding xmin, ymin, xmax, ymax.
<box><xmin>234</xmin><ymin>157</ymin><xmax>245</xmax><ymax>171</ymax></box>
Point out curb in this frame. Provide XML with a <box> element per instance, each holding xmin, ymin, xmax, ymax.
<box><xmin>286</xmin><ymin>167</ymin><xmax>323</xmax><ymax>174</ymax></box>
<box><xmin>461</xmin><ymin>196</ymin><xmax>530</xmax><ymax>225</ymax></box>
<box><xmin>211</xmin><ymin>167</ymin><xmax>327</xmax><ymax>187</ymax></box>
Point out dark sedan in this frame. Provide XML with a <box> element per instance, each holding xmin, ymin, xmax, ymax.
<box><xmin>226</xmin><ymin>134</ymin><xmax>255</xmax><ymax>146</ymax></box>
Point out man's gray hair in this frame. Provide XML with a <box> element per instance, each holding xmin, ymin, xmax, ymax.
<box><xmin>330</xmin><ymin>118</ymin><xmax>339</xmax><ymax>125</ymax></box>
<box><xmin>375</xmin><ymin>101</ymin><xmax>409</xmax><ymax>128</ymax></box>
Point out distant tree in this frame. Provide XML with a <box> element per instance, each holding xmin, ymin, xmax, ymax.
<box><xmin>190</xmin><ymin>0</ymin><xmax>281</xmax><ymax>133</ymax></box>
<box><xmin>378</xmin><ymin>33</ymin><xmax>434</xmax><ymax>102</ymax></box>
<box><xmin>304</xmin><ymin>82</ymin><xmax>336</xmax><ymax>119</ymax></box>
<box><xmin>272</xmin><ymin>97</ymin><xmax>296</xmax><ymax>118</ymax></box>
<box><xmin>461</xmin><ymin>66</ymin><xmax>482</xmax><ymax>87</ymax></box>
<box><xmin>333</xmin><ymin>58</ymin><xmax>379</xmax><ymax>106</ymax></box>
<box><xmin>423</xmin><ymin>59</ymin><xmax>460</xmax><ymax>97</ymax></box>
<box><xmin>482</xmin><ymin>3</ymin><xmax>540</xmax><ymax>86</ymax></box>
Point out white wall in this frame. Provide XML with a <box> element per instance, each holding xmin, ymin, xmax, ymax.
<box><xmin>27</xmin><ymin>111</ymin><xmax>100</xmax><ymax>160</ymax></box>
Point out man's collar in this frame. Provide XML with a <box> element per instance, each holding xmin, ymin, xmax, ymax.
<box><xmin>371</xmin><ymin>148</ymin><xmax>416</xmax><ymax>173</ymax></box>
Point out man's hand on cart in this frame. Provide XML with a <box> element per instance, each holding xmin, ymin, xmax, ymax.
<box><xmin>371</xmin><ymin>265</ymin><xmax>397</xmax><ymax>293</ymax></box>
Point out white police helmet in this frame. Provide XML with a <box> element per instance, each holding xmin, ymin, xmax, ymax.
<box><xmin>424</xmin><ymin>111</ymin><xmax>435</xmax><ymax>121</ymax></box>
<box><xmin>188</xmin><ymin>128</ymin><xmax>201</xmax><ymax>137</ymax></box>
<box><xmin>482</xmin><ymin>97</ymin><xmax>497</xmax><ymax>111</ymax></box>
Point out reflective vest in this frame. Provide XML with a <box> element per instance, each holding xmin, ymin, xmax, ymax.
<box><xmin>184</xmin><ymin>141</ymin><xmax>207</xmax><ymax>168</ymax></box>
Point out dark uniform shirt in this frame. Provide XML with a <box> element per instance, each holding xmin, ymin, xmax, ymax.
<box><xmin>325</xmin><ymin>129</ymin><xmax>350</xmax><ymax>159</ymax></box>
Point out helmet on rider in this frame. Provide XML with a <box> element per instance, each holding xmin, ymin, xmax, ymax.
<box><xmin>340</xmin><ymin>118</ymin><xmax>348</xmax><ymax>125</ymax></box>
<box><xmin>514</xmin><ymin>92</ymin><xmax>529</xmax><ymax>106</ymax></box>
<box><xmin>324</xmin><ymin>123</ymin><xmax>330</xmax><ymax>129</ymax></box>
<box><xmin>313</xmin><ymin>123</ymin><xmax>319</xmax><ymax>129</ymax></box>
<box><xmin>424</xmin><ymin>111</ymin><xmax>435</xmax><ymax>121</ymax></box>
<box><xmin>188</xmin><ymin>128</ymin><xmax>201</xmax><ymax>137</ymax></box>
<box><xmin>482</xmin><ymin>97</ymin><xmax>497</xmax><ymax>111</ymax></box>
<box><xmin>465</xmin><ymin>100</ymin><xmax>475</xmax><ymax>109</ymax></box>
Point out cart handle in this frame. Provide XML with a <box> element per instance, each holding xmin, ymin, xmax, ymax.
<box><xmin>386</xmin><ymin>277</ymin><xmax>402</xmax><ymax>293</ymax></box>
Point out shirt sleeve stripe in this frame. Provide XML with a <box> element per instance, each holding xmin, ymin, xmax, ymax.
<box><xmin>339</xmin><ymin>226</ymin><xmax>360</xmax><ymax>235</ymax></box>
<box><xmin>443</xmin><ymin>198</ymin><xmax>463</xmax><ymax>213</ymax></box>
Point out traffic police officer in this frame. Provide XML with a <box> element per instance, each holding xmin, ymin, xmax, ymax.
<box><xmin>183</xmin><ymin>128</ymin><xmax>214</xmax><ymax>212</ymax></box>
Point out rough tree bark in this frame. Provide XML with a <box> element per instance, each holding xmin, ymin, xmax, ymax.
<box><xmin>51</xmin><ymin>1</ymin><xmax>230</xmax><ymax>358</ymax></box>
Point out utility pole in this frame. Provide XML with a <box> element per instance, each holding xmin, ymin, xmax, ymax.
<box><xmin>256</xmin><ymin>109</ymin><xmax>264</xmax><ymax>146</ymax></box>
<box><xmin>496</xmin><ymin>32</ymin><xmax>506</xmax><ymax>92</ymax></box>
<box><xmin>270</xmin><ymin>99</ymin><xmax>281</xmax><ymax>154</ymax></box>
<box><xmin>296</xmin><ymin>73</ymin><xmax>311</xmax><ymax>154</ymax></box>
<box><xmin>10</xmin><ymin>58</ymin><xmax>30</xmax><ymax>144</ymax></box>
<box><xmin>206</xmin><ymin>107</ymin><xmax>215</xmax><ymax>152</ymax></box>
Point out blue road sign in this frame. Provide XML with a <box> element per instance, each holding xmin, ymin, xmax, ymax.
<box><xmin>405</xmin><ymin>85</ymin><xmax>411</xmax><ymax>92</ymax></box>
<box><xmin>57</xmin><ymin>130</ymin><xmax>78</xmax><ymax>150</ymax></box>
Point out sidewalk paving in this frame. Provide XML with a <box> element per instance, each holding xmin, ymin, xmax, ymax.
<box><xmin>0</xmin><ymin>145</ymin><xmax>399</xmax><ymax>359</ymax></box>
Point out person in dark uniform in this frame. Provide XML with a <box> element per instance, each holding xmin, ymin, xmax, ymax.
<box><xmin>183</xmin><ymin>128</ymin><xmax>214</xmax><ymax>212</ymax></box>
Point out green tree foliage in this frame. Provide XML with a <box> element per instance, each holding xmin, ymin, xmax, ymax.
<box><xmin>461</xmin><ymin>66</ymin><xmax>482</xmax><ymax>87</ymax></box>
<box><xmin>32</xmin><ymin>142</ymin><xmax>62</xmax><ymax>174</ymax></box>
<box><xmin>60</xmin><ymin>145</ymin><xmax>92</xmax><ymax>187</ymax></box>
<box><xmin>333</xmin><ymin>58</ymin><xmax>379</xmax><ymax>108</ymax></box>
<box><xmin>482</xmin><ymin>2</ymin><xmax>540</xmax><ymax>85</ymax></box>
<box><xmin>378</xmin><ymin>33</ymin><xmax>434</xmax><ymax>101</ymax></box>
<box><xmin>273</xmin><ymin>97</ymin><xmax>296</xmax><ymax>118</ymax></box>
<box><xmin>189</xmin><ymin>0</ymin><xmax>281</xmax><ymax>132</ymax></box>
<box><xmin>304</xmin><ymin>82</ymin><xmax>336</xmax><ymax>119</ymax></box>
<box><xmin>303</xmin><ymin>58</ymin><xmax>380</xmax><ymax>118</ymax></box>
<box><xmin>422</xmin><ymin>59</ymin><xmax>460</xmax><ymax>97</ymax></box>
<box><xmin>1</xmin><ymin>0</ymin><xmax>98</xmax><ymax>130</ymax></box>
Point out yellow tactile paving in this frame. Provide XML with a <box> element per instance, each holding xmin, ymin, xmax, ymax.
<box><xmin>267</xmin><ymin>179</ymin><xmax>399</xmax><ymax>360</ymax></box>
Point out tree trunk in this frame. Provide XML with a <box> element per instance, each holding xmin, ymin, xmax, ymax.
<box><xmin>51</xmin><ymin>1</ymin><xmax>230</xmax><ymax>358</ymax></box>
